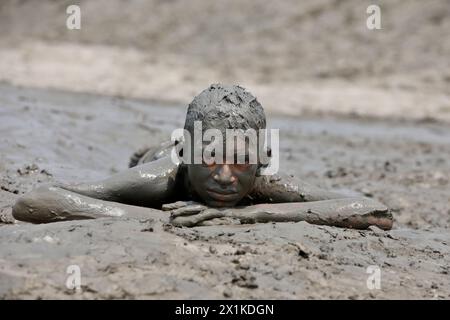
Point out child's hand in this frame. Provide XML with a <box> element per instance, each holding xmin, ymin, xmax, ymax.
<box><xmin>170</xmin><ymin>205</ymin><xmax>227</xmax><ymax>227</ymax></box>
<box><xmin>163</xmin><ymin>201</ymin><xmax>240</xmax><ymax>227</ymax></box>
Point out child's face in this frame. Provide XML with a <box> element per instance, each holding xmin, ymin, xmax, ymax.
<box><xmin>186</xmin><ymin>138</ymin><xmax>259</xmax><ymax>207</ymax></box>
<box><xmin>187</xmin><ymin>161</ymin><xmax>258</xmax><ymax>207</ymax></box>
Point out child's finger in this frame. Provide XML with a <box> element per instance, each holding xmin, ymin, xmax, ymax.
<box><xmin>162</xmin><ymin>201</ymin><xmax>185</xmax><ymax>211</ymax></box>
<box><xmin>189</xmin><ymin>209</ymin><xmax>225</xmax><ymax>225</ymax></box>
<box><xmin>170</xmin><ymin>204</ymin><xmax>207</xmax><ymax>217</ymax></box>
<box><xmin>171</xmin><ymin>209</ymin><xmax>224</xmax><ymax>227</ymax></box>
<box><xmin>162</xmin><ymin>201</ymin><xmax>197</xmax><ymax>211</ymax></box>
<box><xmin>198</xmin><ymin>217</ymin><xmax>240</xmax><ymax>226</ymax></box>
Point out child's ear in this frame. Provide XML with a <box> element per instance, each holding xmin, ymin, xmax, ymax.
<box><xmin>256</xmin><ymin>147</ymin><xmax>272</xmax><ymax>177</ymax></box>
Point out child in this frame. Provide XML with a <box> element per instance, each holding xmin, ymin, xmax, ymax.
<box><xmin>12</xmin><ymin>84</ymin><xmax>392</xmax><ymax>230</ymax></box>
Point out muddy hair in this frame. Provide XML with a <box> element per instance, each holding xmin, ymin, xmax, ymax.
<box><xmin>184</xmin><ymin>84</ymin><xmax>266</xmax><ymax>134</ymax></box>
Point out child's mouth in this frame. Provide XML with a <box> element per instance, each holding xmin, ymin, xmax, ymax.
<box><xmin>206</xmin><ymin>189</ymin><xmax>239</xmax><ymax>202</ymax></box>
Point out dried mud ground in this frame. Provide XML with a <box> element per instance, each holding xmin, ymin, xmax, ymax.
<box><xmin>0</xmin><ymin>84</ymin><xmax>449</xmax><ymax>299</ymax></box>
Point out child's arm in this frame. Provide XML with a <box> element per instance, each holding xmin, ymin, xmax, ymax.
<box><xmin>170</xmin><ymin>197</ymin><xmax>393</xmax><ymax>230</ymax></box>
<box><xmin>12</xmin><ymin>184</ymin><xmax>169</xmax><ymax>223</ymax></box>
<box><xmin>62</xmin><ymin>155</ymin><xmax>179</xmax><ymax>206</ymax></box>
<box><xmin>12</xmin><ymin>156</ymin><xmax>178</xmax><ymax>223</ymax></box>
<box><xmin>169</xmin><ymin>172</ymin><xmax>392</xmax><ymax>230</ymax></box>
<box><xmin>250</xmin><ymin>173</ymin><xmax>345</xmax><ymax>203</ymax></box>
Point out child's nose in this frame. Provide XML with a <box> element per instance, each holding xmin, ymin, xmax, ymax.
<box><xmin>213</xmin><ymin>164</ymin><xmax>236</xmax><ymax>185</ymax></box>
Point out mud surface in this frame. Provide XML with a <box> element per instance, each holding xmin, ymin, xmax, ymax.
<box><xmin>1</xmin><ymin>84</ymin><xmax>449</xmax><ymax>299</ymax></box>
<box><xmin>1</xmin><ymin>0</ymin><xmax>449</xmax><ymax>121</ymax></box>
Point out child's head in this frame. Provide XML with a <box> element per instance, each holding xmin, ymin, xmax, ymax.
<box><xmin>183</xmin><ymin>84</ymin><xmax>266</xmax><ymax>207</ymax></box>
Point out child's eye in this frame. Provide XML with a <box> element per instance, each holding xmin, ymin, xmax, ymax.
<box><xmin>202</xmin><ymin>159</ymin><xmax>216</xmax><ymax>167</ymax></box>
<box><xmin>233</xmin><ymin>163</ymin><xmax>251</xmax><ymax>170</ymax></box>
<box><xmin>233</xmin><ymin>159</ymin><xmax>252</xmax><ymax>170</ymax></box>
<box><xmin>202</xmin><ymin>151</ymin><xmax>217</xmax><ymax>167</ymax></box>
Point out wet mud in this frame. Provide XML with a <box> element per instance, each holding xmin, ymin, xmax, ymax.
<box><xmin>0</xmin><ymin>84</ymin><xmax>449</xmax><ymax>299</ymax></box>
